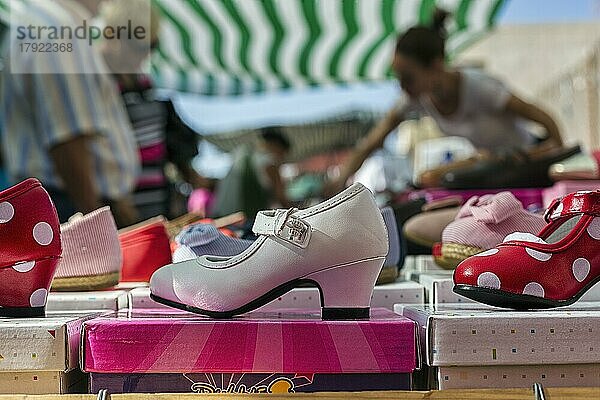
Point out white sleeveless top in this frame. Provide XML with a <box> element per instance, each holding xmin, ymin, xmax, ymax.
<box><xmin>396</xmin><ymin>69</ymin><xmax>536</xmax><ymax>153</ymax></box>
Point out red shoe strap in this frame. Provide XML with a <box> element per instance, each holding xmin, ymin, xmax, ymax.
<box><xmin>544</xmin><ymin>190</ymin><xmax>600</xmax><ymax>222</ymax></box>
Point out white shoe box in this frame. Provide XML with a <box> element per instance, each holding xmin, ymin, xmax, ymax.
<box><xmin>128</xmin><ymin>279</ymin><xmax>426</xmax><ymax>312</ymax></box>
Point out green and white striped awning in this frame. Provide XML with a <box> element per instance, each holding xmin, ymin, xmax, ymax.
<box><xmin>152</xmin><ymin>0</ymin><xmax>506</xmax><ymax>95</ymax></box>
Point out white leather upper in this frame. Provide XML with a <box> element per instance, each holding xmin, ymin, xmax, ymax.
<box><xmin>150</xmin><ymin>183</ymin><xmax>389</xmax><ymax>311</ymax></box>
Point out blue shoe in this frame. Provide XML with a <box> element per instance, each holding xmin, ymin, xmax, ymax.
<box><xmin>381</xmin><ymin>206</ymin><xmax>400</xmax><ymax>267</ymax></box>
<box><xmin>173</xmin><ymin>223</ymin><xmax>253</xmax><ymax>263</ymax></box>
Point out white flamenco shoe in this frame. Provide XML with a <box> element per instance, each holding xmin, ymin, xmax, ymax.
<box><xmin>150</xmin><ymin>183</ymin><xmax>389</xmax><ymax>320</ymax></box>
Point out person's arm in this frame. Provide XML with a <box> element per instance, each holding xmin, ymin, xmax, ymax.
<box><xmin>265</xmin><ymin>164</ymin><xmax>291</xmax><ymax>208</ymax></box>
<box><xmin>177</xmin><ymin>162</ymin><xmax>214</xmax><ymax>189</ymax></box>
<box><xmin>505</xmin><ymin>94</ymin><xmax>563</xmax><ymax>148</ymax></box>
<box><xmin>329</xmin><ymin>107</ymin><xmax>404</xmax><ymax>194</ymax></box>
<box><xmin>163</xmin><ymin>100</ymin><xmax>213</xmax><ymax>188</ymax></box>
<box><xmin>49</xmin><ymin>135</ymin><xmax>103</xmax><ymax>213</ymax></box>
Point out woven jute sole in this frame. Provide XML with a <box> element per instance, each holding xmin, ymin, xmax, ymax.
<box><xmin>433</xmin><ymin>243</ymin><xmax>484</xmax><ymax>270</ymax></box>
<box><xmin>51</xmin><ymin>271</ymin><xmax>120</xmax><ymax>292</ymax></box>
<box><xmin>403</xmin><ymin>231</ymin><xmax>436</xmax><ymax>248</ymax></box>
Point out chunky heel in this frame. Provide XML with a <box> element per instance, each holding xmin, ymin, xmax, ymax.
<box><xmin>305</xmin><ymin>257</ymin><xmax>386</xmax><ymax>320</ymax></box>
<box><xmin>0</xmin><ymin>257</ymin><xmax>60</xmax><ymax>317</ymax></box>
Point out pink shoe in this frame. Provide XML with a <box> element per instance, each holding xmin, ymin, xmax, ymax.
<box><xmin>435</xmin><ymin>192</ymin><xmax>546</xmax><ymax>269</ymax></box>
<box><xmin>52</xmin><ymin>207</ymin><xmax>122</xmax><ymax>291</ymax></box>
<box><xmin>150</xmin><ymin>183</ymin><xmax>389</xmax><ymax>320</ymax></box>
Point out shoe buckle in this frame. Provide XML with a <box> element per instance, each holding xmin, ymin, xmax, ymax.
<box><xmin>274</xmin><ymin>209</ymin><xmax>311</xmax><ymax>248</ymax></box>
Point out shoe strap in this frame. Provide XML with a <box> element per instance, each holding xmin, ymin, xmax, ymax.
<box><xmin>253</xmin><ymin>208</ymin><xmax>311</xmax><ymax>248</ymax></box>
<box><xmin>544</xmin><ymin>190</ymin><xmax>600</xmax><ymax>223</ymax></box>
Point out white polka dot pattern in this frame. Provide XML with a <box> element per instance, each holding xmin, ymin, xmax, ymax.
<box><xmin>572</xmin><ymin>258</ymin><xmax>591</xmax><ymax>282</ymax></box>
<box><xmin>477</xmin><ymin>272</ymin><xmax>501</xmax><ymax>289</ymax></box>
<box><xmin>525</xmin><ymin>248</ymin><xmax>552</xmax><ymax>262</ymax></box>
<box><xmin>474</xmin><ymin>249</ymin><xmax>499</xmax><ymax>257</ymax></box>
<box><xmin>12</xmin><ymin>261</ymin><xmax>35</xmax><ymax>273</ymax></box>
<box><xmin>0</xmin><ymin>202</ymin><xmax>14</xmax><ymax>223</ymax></box>
<box><xmin>503</xmin><ymin>232</ymin><xmax>547</xmax><ymax>244</ymax></box>
<box><xmin>29</xmin><ymin>288</ymin><xmax>48</xmax><ymax>307</ymax></box>
<box><xmin>551</xmin><ymin>202</ymin><xmax>564</xmax><ymax>219</ymax></box>
<box><xmin>33</xmin><ymin>222</ymin><xmax>53</xmax><ymax>246</ymax></box>
<box><xmin>587</xmin><ymin>218</ymin><xmax>600</xmax><ymax>240</ymax></box>
<box><xmin>523</xmin><ymin>282</ymin><xmax>545</xmax><ymax>298</ymax></box>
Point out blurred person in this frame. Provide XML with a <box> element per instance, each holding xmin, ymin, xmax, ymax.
<box><xmin>0</xmin><ymin>0</ymin><xmax>140</xmax><ymax>226</ymax></box>
<box><xmin>329</xmin><ymin>10</ymin><xmax>564</xmax><ymax>194</ymax></box>
<box><xmin>100</xmin><ymin>0</ymin><xmax>211</xmax><ymax>219</ymax></box>
<box><xmin>211</xmin><ymin>127</ymin><xmax>292</xmax><ymax>220</ymax></box>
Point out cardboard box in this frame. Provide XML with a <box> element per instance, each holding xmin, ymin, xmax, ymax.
<box><xmin>400</xmin><ymin>256</ymin><xmax>451</xmax><ymax>281</ymax></box>
<box><xmin>0</xmin><ymin>312</ymin><xmax>97</xmax><ymax>372</ymax></box>
<box><xmin>82</xmin><ymin>309</ymin><xmax>417</xmax><ymax>375</ymax></box>
<box><xmin>435</xmin><ymin>364</ymin><xmax>600</xmax><ymax>389</ymax></box>
<box><xmin>127</xmin><ymin>281</ymin><xmax>425</xmax><ymax>312</ymax></box>
<box><xmin>414</xmin><ymin>274</ymin><xmax>600</xmax><ymax>306</ymax></box>
<box><xmin>46</xmin><ymin>291</ymin><xmax>128</xmax><ymax>312</ymax></box>
<box><xmin>0</xmin><ymin>369</ymin><xmax>87</xmax><ymax>394</ymax></box>
<box><xmin>415</xmin><ymin>274</ymin><xmax>465</xmax><ymax>306</ymax></box>
<box><xmin>396</xmin><ymin>303</ymin><xmax>600</xmax><ymax>367</ymax></box>
<box><xmin>89</xmin><ymin>372</ymin><xmax>412</xmax><ymax>393</ymax></box>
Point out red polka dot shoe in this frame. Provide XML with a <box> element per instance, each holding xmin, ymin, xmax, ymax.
<box><xmin>453</xmin><ymin>190</ymin><xmax>600</xmax><ymax>309</ymax></box>
<box><xmin>0</xmin><ymin>179</ymin><xmax>62</xmax><ymax>317</ymax></box>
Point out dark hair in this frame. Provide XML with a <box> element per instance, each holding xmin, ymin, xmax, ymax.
<box><xmin>395</xmin><ymin>9</ymin><xmax>449</xmax><ymax>66</ymax></box>
<box><xmin>261</xmin><ymin>126</ymin><xmax>291</xmax><ymax>151</ymax></box>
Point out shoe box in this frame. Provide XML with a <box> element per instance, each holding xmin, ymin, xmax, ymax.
<box><xmin>125</xmin><ymin>280</ymin><xmax>426</xmax><ymax>313</ymax></box>
<box><xmin>397</xmin><ymin>303</ymin><xmax>600</xmax><ymax>389</ymax></box>
<box><xmin>0</xmin><ymin>312</ymin><xmax>98</xmax><ymax>394</ymax></box>
<box><xmin>46</xmin><ymin>290</ymin><xmax>129</xmax><ymax>313</ymax></box>
<box><xmin>0</xmin><ymin>369</ymin><xmax>87</xmax><ymax>394</ymax></box>
<box><xmin>432</xmin><ymin>364</ymin><xmax>600</xmax><ymax>389</ymax></box>
<box><xmin>413</xmin><ymin>271</ymin><xmax>600</xmax><ymax>306</ymax></box>
<box><xmin>81</xmin><ymin>309</ymin><xmax>418</xmax><ymax>393</ymax></box>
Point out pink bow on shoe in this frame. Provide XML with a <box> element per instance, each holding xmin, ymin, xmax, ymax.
<box><xmin>456</xmin><ymin>192</ymin><xmax>523</xmax><ymax>224</ymax></box>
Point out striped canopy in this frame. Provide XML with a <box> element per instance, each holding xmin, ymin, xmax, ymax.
<box><xmin>152</xmin><ymin>0</ymin><xmax>506</xmax><ymax>95</ymax></box>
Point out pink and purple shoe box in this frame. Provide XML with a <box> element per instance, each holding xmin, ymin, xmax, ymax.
<box><xmin>81</xmin><ymin>308</ymin><xmax>418</xmax><ymax>393</ymax></box>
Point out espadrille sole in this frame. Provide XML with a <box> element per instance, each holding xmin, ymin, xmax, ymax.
<box><xmin>51</xmin><ymin>271</ymin><xmax>120</xmax><ymax>291</ymax></box>
<box><xmin>433</xmin><ymin>243</ymin><xmax>484</xmax><ymax>270</ymax></box>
